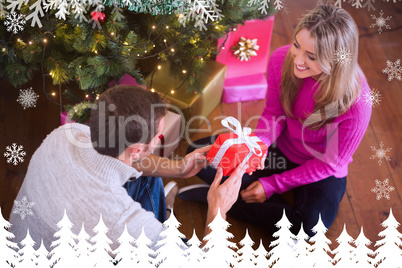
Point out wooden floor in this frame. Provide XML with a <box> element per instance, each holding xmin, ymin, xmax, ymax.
<box><xmin>1</xmin><ymin>0</ymin><xmax>401</xmax><ymax>253</ymax></box>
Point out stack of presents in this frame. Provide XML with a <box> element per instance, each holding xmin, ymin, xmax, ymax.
<box><xmin>62</xmin><ymin>17</ymin><xmax>274</xmax><ymax>164</ymax></box>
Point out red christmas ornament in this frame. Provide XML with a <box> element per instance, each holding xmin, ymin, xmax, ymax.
<box><xmin>91</xmin><ymin>11</ymin><xmax>105</xmax><ymax>22</ymax></box>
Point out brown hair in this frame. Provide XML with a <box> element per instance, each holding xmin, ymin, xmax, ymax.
<box><xmin>280</xmin><ymin>5</ymin><xmax>361</xmax><ymax>129</ymax></box>
<box><xmin>90</xmin><ymin>85</ymin><xmax>167</xmax><ymax>157</ymax></box>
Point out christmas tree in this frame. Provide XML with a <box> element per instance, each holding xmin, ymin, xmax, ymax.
<box><xmin>0</xmin><ymin>207</ymin><xmax>19</xmax><ymax>267</ymax></box>
<box><xmin>267</xmin><ymin>209</ymin><xmax>297</xmax><ymax>267</ymax></box>
<box><xmin>353</xmin><ymin>227</ymin><xmax>375</xmax><ymax>268</ymax></box>
<box><xmin>155</xmin><ymin>210</ymin><xmax>188</xmax><ymax>268</ymax></box>
<box><xmin>374</xmin><ymin>208</ymin><xmax>402</xmax><ymax>268</ymax></box>
<box><xmin>185</xmin><ymin>229</ymin><xmax>205</xmax><ymax>268</ymax></box>
<box><xmin>237</xmin><ymin>229</ymin><xmax>256</xmax><ymax>268</ymax></box>
<box><xmin>203</xmin><ymin>208</ymin><xmax>238</xmax><ymax>267</ymax></box>
<box><xmin>49</xmin><ymin>209</ymin><xmax>78</xmax><ymax>268</ymax></box>
<box><xmin>132</xmin><ymin>227</ymin><xmax>155</xmax><ymax>267</ymax></box>
<box><xmin>0</xmin><ymin>0</ymin><xmax>277</xmax><ymax>122</ymax></box>
<box><xmin>18</xmin><ymin>229</ymin><xmax>38</xmax><ymax>268</ymax></box>
<box><xmin>113</xmin><ymin>224</ymin><xmax>136</xmax><ymax>267</ymax></box>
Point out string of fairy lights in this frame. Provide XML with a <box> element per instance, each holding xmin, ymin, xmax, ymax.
<box><xmin>0</xmin><ymin>3</ymin><xmax>237</xmax><ymax>120</ymax></box>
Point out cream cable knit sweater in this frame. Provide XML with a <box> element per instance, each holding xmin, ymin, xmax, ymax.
<box><xmin>9</xmin><ymin>123</ymin><xmax>164</xmax><ymax>250</ymax></box>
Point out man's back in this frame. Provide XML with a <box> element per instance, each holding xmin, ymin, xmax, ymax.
<box><xmin>9</xmin><ymin>123</ymin><xmax>163</xmax><ymax>250</ymax></box>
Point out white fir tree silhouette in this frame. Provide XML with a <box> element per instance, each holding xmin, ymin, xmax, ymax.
<box><xmin>155</xmin><ymin>210</ymin><xmax>188</xmax><ymax>268</ymax></box>
<box><xmin>49</xmin><ymin>210</ymin><xmax>77</xmax><ymax>268</ymax></box>
<box><xmin>89</xmin><ymin>214</ymin><xmax>115</xmax><ymax>268</ymax></box>
<box><xmin>332</xmin><ymin>224</ymin><xmax>356</xmax><ymax>267</ymax></box>
<box><xmin>354</xmin><ymin>227</ymin><xmax>375</xmax><ymax>268</ymax></box>
<box><xmin>237</xmin><ymin>229</ymin><xmax>256</xmax><ymax>267</ymax></box>
<box><xmin>75</xmin><ymin>223</ymin><xmax>93</xmax><ymax>267</ymax></box>
<box><xmin>309</xmin><ymin>214</ymin><xmax>334</xmax><ymax>267</ymax></box>
<box><xmin>18</xmin><ymin>229</ymin><xmax>37</xmax><ymax>268</ymax></box>
<box><xmin>35</xmin><ymin>239</ymin><xmax>52</xmax><ymax>268</ymax></box>
<box><xmin>132</xmin><ymin>227</ymin><xmax>155</xmax><ymax>267</ymax></box>
<box><xmin>374</xmin><ymin>208</ymin><xmax>402</xmax><ymax>268</ymax></box>
<box><xmin>203</xmin><ymin>208</ymin><xmax>238</xmax><ymax>267</ymax></box>
<box><xmin>293</xmin><ymin>223</ymin><xmax>312</xmax><ymax>266</ymax></box>
<box><xmin>186</xmin><ymin>229</ymin><xmax>205</xmax><ymax>268</ymax></box>
<box><xmin>254</xmin><ymin>239</ymin><xmax>270</xmax><ymax>268</ymax></box>
<box><xmin>113</xmin><ymin>224</ymin><xmax>136</xmax><ymax>267</ymax></box>
<box><xmin>267</xmin><ymin>209</ymin><xmax>297</xmax><ymax>268</ymax></box>
<box><xmin>0</xmin><ymin>207</ymin><xmax>19</xmax><ymax>267</ymax></box>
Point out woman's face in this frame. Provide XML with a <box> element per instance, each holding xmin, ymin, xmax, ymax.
<box><xmin>290</xmin><ymin>28</ymin><xmax>323</xmax><ymax>81</ymax></box>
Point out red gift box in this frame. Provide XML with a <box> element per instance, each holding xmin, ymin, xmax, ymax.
<box><xmin>206</xmin><ymin>117</ymin><xmax>268</xmax><ymax>176</ymax></box>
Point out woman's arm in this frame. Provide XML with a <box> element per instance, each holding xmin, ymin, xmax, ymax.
<box><xmin>243</xmin><ymin>100</ymin><xmax>372</xmax><ymax>201</ymax></box>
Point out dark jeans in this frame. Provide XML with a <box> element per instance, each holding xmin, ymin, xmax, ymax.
<box><xmin>123</xmin><ymin>176</ymin><xmax>167</xmax><ymax>223</ymax></box>
<box><xmin>188</xmin><ymin>136</ymin><xmax>346</xmax><ymax>237</ymax></box>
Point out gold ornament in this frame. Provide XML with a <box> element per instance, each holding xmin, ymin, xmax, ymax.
<box><xmin>232</xmin><ymin>37</ymin><xmax>259</xmax><ymax>61</ymax></box>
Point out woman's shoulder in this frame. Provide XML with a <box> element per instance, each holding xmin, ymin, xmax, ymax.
<box><xmin>269</xmin><ymin>44</ymin><xmax>292</xmax><ymax>64</ymax></box>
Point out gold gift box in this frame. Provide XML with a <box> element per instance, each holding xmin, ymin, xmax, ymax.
<box><xmin>145</xmin><ymin>60</ymin><xmax>227</xmax><ymax>128</ymax></box>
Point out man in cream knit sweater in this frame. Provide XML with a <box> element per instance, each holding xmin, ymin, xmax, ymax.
<box><xmin>9</xmin><ymin>85</ymin><xmax>246</xmax><ymax>252</ymax></box>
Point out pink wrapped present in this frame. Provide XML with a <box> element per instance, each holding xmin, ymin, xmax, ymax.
<box><xmin>222</xmin><ymin>73</ymin><xmax>267</xmax><ymax>103</ymax></box>
<box><xmin>108</xmin><ymin>73</ymin><xmax>145</xmax><ymax>87</ymax></box>
<box><xmin>153</xmin><ymin>111</ymin><xmax>182</xmax><ymax>157</ymax></box>
<box><xmin>216</xmin><ymin>17</ymin><xmax>275</xmax><ymax>79</ymax></box>
<box><xmin>60</xmin><ymin>111</ymin><xmax>74</xmax><ymax>125</ymax></box>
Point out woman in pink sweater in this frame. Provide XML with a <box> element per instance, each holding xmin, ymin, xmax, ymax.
<box><xmin>180</xmin><ymin>5</ymin><xmax>372</xmax><ymax>236</ymax></box>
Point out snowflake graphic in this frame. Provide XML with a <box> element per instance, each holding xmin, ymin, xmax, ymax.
<box><xmin>370</xmin><ymin>141</ymin><xmax>392</xmax><ymax>165</ymax></box>
<box><xmin>371</xmin><ymin>178</ymin><xmax>395</xmax><ymax>200</ymax></box>
<box><xmin>363</xmin><ymin>88</ymin><xmax>382</xmax><ymax>108</ymax></box>
<box><xmin>13</xmin><ymin>196</ymin><xmax>35</xmax><ymax>220</ymax></box>
<box><xmin>370</xmin><ymin>10</ymin><xmax>391</xmax><ymax>34</ymax></box>
<box><xmin>334</xmin><ymin>48</ymin><xmax>352</xmax><ymax>66</ymax></box>
<box><xmin>3</xmin><ymin>12</ymin><xmax>26</xmax><ymax>34</ymax></box>
<box><xmin>16</xmin><ymin>87</ymin><xmax>39</xmax><ymax>109</ymax></box>
<box><xmin>382</xmin><ymin>59</ymin><xmax>402</xmax><ymax>81</ymax></box>
<box><xmin>4</xmin><ymin>143</ymin><xmax>26</xmax><ymax>166</ymax></box>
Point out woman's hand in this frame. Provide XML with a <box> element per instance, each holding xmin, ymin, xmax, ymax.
<box><xmin>247</xmin><ymin>151</ymin><xmax>267</xmax><ymax>175</ymax></box>
<box><xmin>240</xmin><ymin>180</ymin><xmax>267</xmax><ymax>203</ymax></box>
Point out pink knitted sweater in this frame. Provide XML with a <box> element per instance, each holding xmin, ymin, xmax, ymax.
<box><xmin>255</xmin><ymin>45</ymin><xmax>372</xmax><ymax>198</ymax></box>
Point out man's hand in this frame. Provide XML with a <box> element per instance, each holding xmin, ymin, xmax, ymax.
<box><xmin>240</xmin><ymin>180</ymin><xmax>267</xmax><ymax>203</ymax></box>
<box><xmin>207</xmin><ymin>163</ymin><xmax>246</xmax><ymax>218</ymax></box>
<box><xmin>179</xmin><ymin>145</ymin><xmax>212</xmax><ymax>179</ymax></box>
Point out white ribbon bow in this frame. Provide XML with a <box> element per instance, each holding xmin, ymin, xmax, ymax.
<box><xmin>211</xmin><ymin>117</ymin><xmax>263</xmax><ymax>169</ymax></box>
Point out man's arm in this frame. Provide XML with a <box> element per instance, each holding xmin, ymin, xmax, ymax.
<box><xmin>201</xmin><ymin>163</ymin><xmax>246</xmax><ymax>247</ymax></box>
<box><xmin>132</xmin><ymin>145</ymin><xmax>211</xmax><ymax>179</ymax></box>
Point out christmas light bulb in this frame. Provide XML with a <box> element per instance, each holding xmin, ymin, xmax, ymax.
<box><xmin>182</xmin><ymin>70</ymin><xmax>186</xmax><ymax>73</ymax></box>
<box><xmin>111</xmin><ymin>32</ymin><xmax>115</xmax><ymax>36</ymax></box>
<box><xmin>157</xmin><ymin>65</ymin><xmax>161</xmax><ymax>70</ymax></box>
<box><xmin>51</xmin><ymin>92</ymin><xmax>56</xmax><ymax>96</ymax></box>
<box><xmin>163</xmin><ymin>39</ymin><xmax>167</xmax><ymax>42</ymax></box>
<box><xmin>152</xmin><ymin>25</ymin><xmax>156</xmax><ymax>29</ymax></box>
<box><xmin>43</xmin><ymin>39</ymin><xmax>47</xmax><ymax>43</ymax></box>
<box><xmin>29</xmin><ymin>41</ymin><xmax>33</xmax><ymax>45</ymax></box>
<box><xmin>171</xmin><ymin>90</ymin><xmax>175</xmax><ymax>94</ymax></box>
<box><xmin>151</xmin><ymin>88</ymin><xmax>155</xmax><ymax>92</ymax></box>
<box><xmin>171</xmin><ymin>48</ymin><xmax>174</xmax><ymax>52</ymax></box>
<box><xmin>166</xmin><ymin>26</ymin><xmax>169</xmax><ymax>29</ymax></box>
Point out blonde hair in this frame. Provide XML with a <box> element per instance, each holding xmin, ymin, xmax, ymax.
<box><xmin>280</xmin><ymin>5</ymin><xmax>361</xmax><ymax>129</ymax></box>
